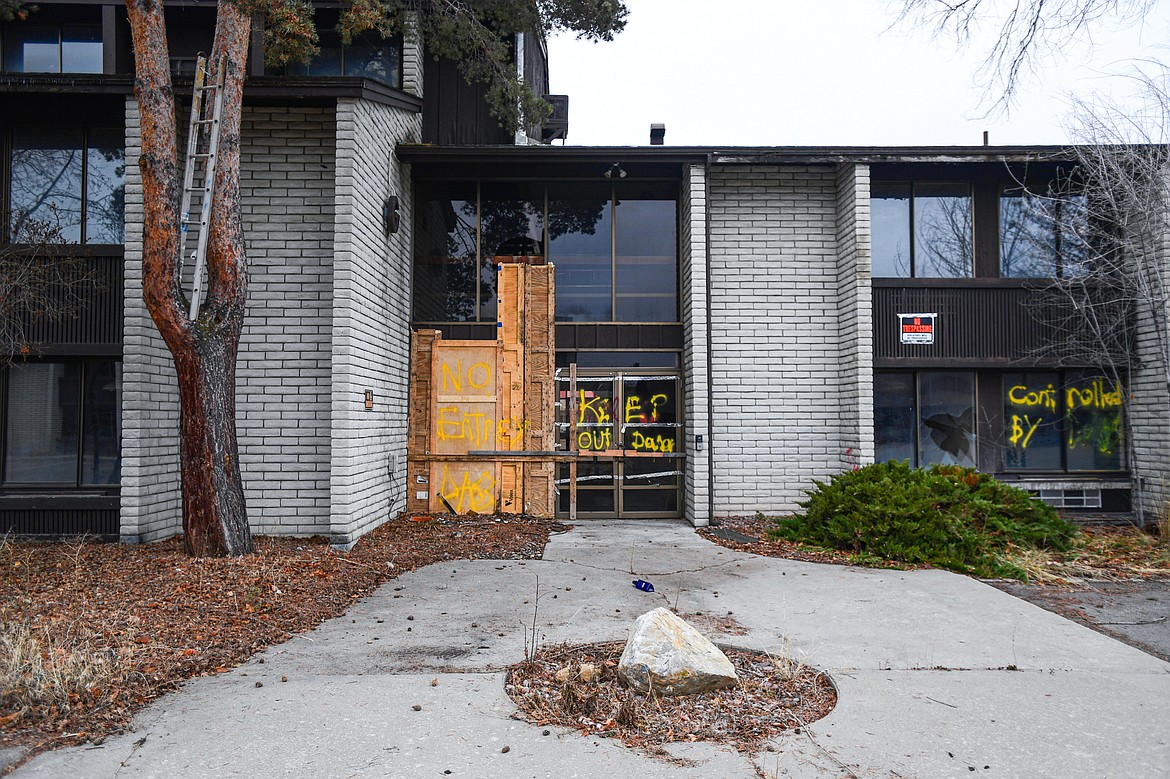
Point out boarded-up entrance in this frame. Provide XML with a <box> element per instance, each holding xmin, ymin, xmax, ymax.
<box><xmin>407</xmin><ymin>262</ymin><xmax>556</xmax><ymax>516</ymax></box>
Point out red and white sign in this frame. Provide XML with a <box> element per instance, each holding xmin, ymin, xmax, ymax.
<box><xmin>898</xmin><ymin>312</ymin><xmax>936</xmax><ymax>345</ymax></box>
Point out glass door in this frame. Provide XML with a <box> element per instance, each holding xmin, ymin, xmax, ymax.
<box><xmin>555</xmin><ymin>368</ymin><xmax>683</xmax><ymax>518</ymax></box>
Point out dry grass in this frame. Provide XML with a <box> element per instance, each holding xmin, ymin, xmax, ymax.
<box><xmin>0</xmin><ymin>622</ymin><xmax>135</xmax><ymax>728</ymax></box>
<box><xmin>1001</xmin><ymin>526</ymin><xmax>1170</xmax><ymax>585</ymax></box>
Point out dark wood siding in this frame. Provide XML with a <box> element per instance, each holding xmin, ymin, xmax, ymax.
<box><xmin>422</xmin><ymin>55</ymin><xmax>512</xmax><ymax>145</ymax></box>
<box><xmin>874</xmin><ymin>281</ymin><xmax>1062</xmax><ymax>367</ymax></box>
<box><xmin>15</xmin><ymin>255</ymin><xmax>124</xmax><ymax>355</ymax></box>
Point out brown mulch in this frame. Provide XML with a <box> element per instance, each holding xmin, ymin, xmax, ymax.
<box><xmin>698</xmin><ymin>516</ymin><xmax>915</xmax><ymax>569</ymax></box>
<box><xmin>0</xmin><ymin>514</ymin><xmax>568</xmax><ymax>762</ymax></box>
<box><xmin>506</xmin><ymin>640</ymin><xmax>837</xmax><ymax>758</ymax></box>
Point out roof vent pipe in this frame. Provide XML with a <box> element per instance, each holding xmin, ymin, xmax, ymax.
<box><xmin>650</xmin><ymin>124</ymin><xmax>665</xmax><ymax>145</ymax></box>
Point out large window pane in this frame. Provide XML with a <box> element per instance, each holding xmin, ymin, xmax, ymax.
<box><xmin>86</xmin><ymin>128</ymin><xmax>126</xmax><ymax>244</ymax></box>
<box><xmin>915</xmin><ymin>183</ymin><xmax>972</xmax><ymax>278</ymax></box>
<box><xmin>872</xmin><ymin>183</ymin><xmax>911</xmax><ymax>278</ymax></box>
<box><xmin>60</xmin><ymin>25</ymin><xmax>102</xmax><ymax>73</ymax></box>
<box><xmin>1001</xmin><ymin>190</ymin><xmax>1057</xmax><ymax>278</ymax></box>
<box><xmin>412</xmin><ymin>182</ymin><xmax>477</xmax><ymax>321</ymax></box>
<box><xmin>874</xmin><ymin>372</ymin><xmax>916</xmax><ymax>463</ymax></box>
<box><xmin>615</xmin><ymin>188</ymin><xmax>676</xmax><ymax>322</ymax></box>
<box><xmin>1001</xmin><ymin>189</ymin><xmax>1090</xmax><ymax>278</ymax></box>
<box><xmin>3</xmin><ymin>25</ymin><xmax>59</xmax><ymax>72</ymax></box>
<box><xmin>549</xmin><ymin>182</ymin><xmax>611</xmax><ymax>321</ymax></box>
<box><xmin>918</xmin><ymin>371</ymin><xmax>975</xmax><ymax>467</ymax></box>
<box><xmin>344</xmin><ymin>32</ymin><xmax>399</xmax><ymax>85</ymax></box>
<box><xmin>1004</xmin><ymin>372</ymin><xmax>1062</xmax><ymax>469</ymax></box>
<box><xmin>4</xmin><ymin>362</ymin><xmax>81</xmax><ymax>484</ymax></box>
<box><xmin>1065</xmin><ymin>373</ymin><xmax>1125</xmax><ymax>471</ymax></box>
<box><xmin>82</xmin><ymin>362</ymin><xmax>121</xmax><ymax>485</ymax></box>
<box><xmin>480</xmin><ymin>183</ymin><xmax>544</xmax><ymax>322</ymax></box>
<box><xmin>10</xmin><ymin>128</ymin><xmax>84</xmax><ymax>242</ymax></box>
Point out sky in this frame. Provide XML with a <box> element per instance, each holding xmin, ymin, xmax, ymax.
<box><xmin>545</xmin><ymin>0</ymin><xmax>1170</xmax><ymax>147</ymax></box>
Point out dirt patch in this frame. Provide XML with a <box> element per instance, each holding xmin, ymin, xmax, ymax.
<box><xmin>0</xmin><ymin>514</ymin><xmax>568</xmax><ymax>766</ymax></box>
<box><xmin>699</xmin><ymin>516</ymin><xmax>915</xmax><ymax>569</ymax></box>
<box><xmin>506</xmin><ymin>640</ymin><xmax>836</xmax><ymax>758</ymax></box>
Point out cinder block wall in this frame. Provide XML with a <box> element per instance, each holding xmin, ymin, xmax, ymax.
<box><xmin>680</xmin><ymin>164</ymin><xmax>711</xmax><ymax>526</ymax></box>
<box><xmin>120</xmin><ymin>98</ymin><xmax>183</xmax><ymax>542</ymax></box>
<box><xmin>236</xmin><ymin>107</ymin><xmax>337</xmax><ymax>534</ymax></box>
<box><xmin>707</xmin><ymin>165</ymin><xmax>851</xmax><ymax>515</ymax></box>
<box><xmin>330</xmin><ymin>98</ymin><xmax>421</xmax><ymax>547</ymax></box>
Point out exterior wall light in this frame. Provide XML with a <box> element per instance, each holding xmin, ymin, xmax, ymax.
<box><xmin>383</xmin><ymin>195</ymin><xmax>400</xmax><ymax>236</ymax></box>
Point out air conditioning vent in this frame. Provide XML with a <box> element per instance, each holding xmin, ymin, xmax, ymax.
<box><xmin>541</xmin><ymin>94</ymin><xmax>569</xmax><ymax>143</ymax></box>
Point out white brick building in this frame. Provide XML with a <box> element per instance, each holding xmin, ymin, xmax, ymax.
<box><xmin>0</xmin><ymin>2</ymin><xmax>1158</xmax><ymax>542</ymax></box>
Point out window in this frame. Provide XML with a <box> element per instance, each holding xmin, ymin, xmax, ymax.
<box><xmin>872</xmin><ymin>182</ymin><xmax>973</xmax><ymax>278</ymax></box>
<box><xmin>3</xmin><ymin>361</ymin><xmax>121</xmax><ymax>486</ymax></box>
<box><xmin>1000</xmin><ymin>188</ymin><xmax>1089</xmax><ymax>278</ymax></box>
<box><xmin>875</xmin><ymin>371</ymin><xmax>975</xmax><ymax>468</ymax></box>
<box><xmin>7</xmin><ymin>127</ymin><xmax>125</xmax><ymax>244</ymax></box>
<box><xmin>2</xmin><ymin>23</ymin><xmax>102</xmax><ymax>74</ymax></box>
<box><xmin>412</xmin><ymin>181</ymin><xmax>679</xmax><ymax>324</ymax></box>
<box><xmin>1004</xmin><ymin>371</ymin><xmax>1125</xmax><ymax>472</ymax></box>
<box><xmin>286</xmin><ymin>30</ymin><xmax>401</xmax><ymax>87</ymax></box>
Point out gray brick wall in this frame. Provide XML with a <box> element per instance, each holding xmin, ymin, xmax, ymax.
<box><xmin>834</xmin><ymin>163</ymin><xmax>874</xmax><ymax>467</ymax></box>
<box><xmin>120</xmin><ymin>97</ymin><xmax>183</xmax><ymax>543</ymax></box>
<box><xmin>401</xmin><ymin>13</ymin><xmax>423</xmax><ymax>98</ymax></box>
<box><xmin>708</xmin><ymin>165</ymin><xmax>858</xmax><ymax>515</ymax></box>
<box><xmin>681</xmin><ymin>164</ymin><xmax>711</xmax><ymax>526</ymax></box>
<box><xmin>330</xmin><ymin>98</ymin><xmax>422</xmax><ymax>547</ymax></box>
<box><xmin>1127</xmin><ymin>232</ymin><xmax>1170</xmax><ymax>525</ymax></box>
<box><xmin>236</xmin><ymin>107</ymin><xmax>337</xmax><ymax>535</ymax></box>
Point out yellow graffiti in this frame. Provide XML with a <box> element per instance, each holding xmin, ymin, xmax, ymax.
<box><xmin>1066</xmin><ymin>379</ymin><xmax>1122</xmax><ymax>411</ymax></box>
<box><xmin>578</xmin><ymin>390</ymin><xmax>611</xmax><ymax>424</ymax></box>
<box><xmin>578</xmin><ymin>429</ymin><xmax>613</xmax><ymax>451</ymax></box>
<box><xmin>496</xmin><ymin>417</ymin><xmax>529</xmax><ymax>444</ymax></box>
<box><xmin>436</xmin><ymin>406</ymin><xmax>494</xmax><ymax>447</ymax></box>
<box><xmin>438</xmin><ymin>465</ymin><xmax>495</xmax><ymax>514</ymax></box>
<box><xmin>629</xmin><ymin>430</ymin><xmax>676</xmax><ymax>453</ymax></box>
<box><xmin>624</xmin><ymin>393</ymin><xmax>668</xmax><ymax>424</ymax></box>
<box><xmin>1008</xmin><ymin>384</ymin><xmax>1057</xmax><ymax>413</ymax></box>
<box><xmin>440</xmin><ymin>359</ymin><xmax>493</xmax><ymax>392</ymax></box>
<box><xmin>1009</xmin><ymin>415</ymin><xmax>1041</xmax><ymax>449</ymax></box>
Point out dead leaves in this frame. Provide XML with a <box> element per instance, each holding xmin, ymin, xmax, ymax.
<box><xmin>1</xmin><ymin>514</ymin><xmax>565</xmax><ymax>761</ymax></box>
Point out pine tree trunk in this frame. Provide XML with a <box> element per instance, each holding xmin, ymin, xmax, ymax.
<box><xmin>126</xmin><ymin>0</ymin><xmax>253</xmax><ymax>556</ymax></box>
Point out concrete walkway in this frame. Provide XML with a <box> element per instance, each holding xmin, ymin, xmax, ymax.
<box><xmin>15</xmin><ymin>521</ymin><xmax>1170</xmax><ymax>778</ymax></box>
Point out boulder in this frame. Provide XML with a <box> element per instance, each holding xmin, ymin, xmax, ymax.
<box><xmin>617</xmin><ymin>608</ymin><xmax>738</xmax><ymax>696</ymax></box>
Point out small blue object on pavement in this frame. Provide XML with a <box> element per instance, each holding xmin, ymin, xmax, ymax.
<box><xmin>632</xmin><ymin>579</ymin><xmax>655</xmax><ymax>593</ymax></box>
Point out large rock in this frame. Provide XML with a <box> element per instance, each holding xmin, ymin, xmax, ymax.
<box><xmin>617</xmin><ymin>608</ymin><xmax>738</xmax><ymax>696</ymax></box>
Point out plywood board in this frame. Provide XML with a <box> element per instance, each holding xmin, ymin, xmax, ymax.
<box><xmin>431</xmin><ymin>341</ymin><xmax>498</xmax><ymax>456</ymax></box>
<box><xmin>430</xmin><ymin>461</ymin><xmax>499</xmax><ymax>515</ymax></box>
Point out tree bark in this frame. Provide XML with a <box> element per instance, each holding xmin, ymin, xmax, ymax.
<box><xmin>126</xmin><ymin>0</ymin><xmax>253</xmax><ymax>556</ymax></box>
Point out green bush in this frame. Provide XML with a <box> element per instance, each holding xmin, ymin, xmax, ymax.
<box><xmin>769</xmin><ymin>461</ymin><xmax>1077</xmax><ymax>579</ymax></box>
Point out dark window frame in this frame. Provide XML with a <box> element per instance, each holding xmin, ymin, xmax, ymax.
<box><xmin>999</xmin><ymin>184</ymin><xmax>1092</xmax><ymax>279</ymax></box>
<box><xmin>411</xmin><ymin>178</ymin><xmax>681</xmax><ymax>326</ymax></box>
<box><xmin>874</xmin><ymin>369</ymin><xmax>978</xmax><ymax>469</ymax></box>
<box><xmin>1002</xmin><ymin>369</ymin><xmax>1127</xmax><ymax>474</ymax></box>
<box><xmin>0</xmin><ymin>357</ymin><xmax>122</xmax><ymax>491</ymax></box>
<box><xmin>2</xmin><ymin>124</ymin><xmax>125</xmax><ymax>246</ymax></box>
<box><xmin>872</xmin><ymin>180</ymin><xmax>974</xmax><ymax>279</ymax></box>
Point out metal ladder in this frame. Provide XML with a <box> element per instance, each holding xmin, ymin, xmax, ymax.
<box><xmin>177</xmin><ymin>54</ymin><xmax>225</xmax><ymax>320</ymax></box>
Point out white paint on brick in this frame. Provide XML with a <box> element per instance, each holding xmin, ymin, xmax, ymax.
<box><xmin>834</xmin><ymin>163</ymin><xmax>874</xmax><ymax>467</ymax></box>
<box><xmin>681</xmin><ymin>164</ymin><xmax>711</xmax><ymax>527</ymax></box>
<box><xmin>330</xmin><ymin>98</ymin><xmax>422</xmax><ymax>548</ymax></box>
<box><xmin>120</xmin><ymin>97</ymin><xmax>182</xmax><ymax>543</ymax></box>
<box><xmin>707</xmin><ymin>165</ymin><xmax>864</xmax><ymax>516</ymax></box>
<box><xmin>236</xmin><ymin>107</ymin><xmax>337</xmax><ymax>536</ymax></box>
